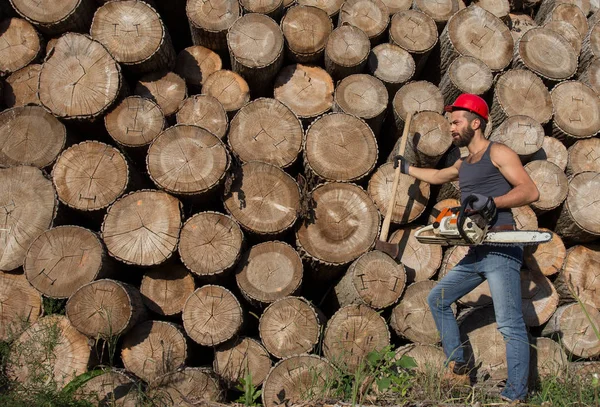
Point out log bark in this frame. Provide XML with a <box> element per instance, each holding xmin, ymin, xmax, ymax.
<box><xmin>509</xmin><ymin>12</ymin><xmax>538</xmax><ymax>45</ymax></box>
<box><xmin>529</xmin><ymin>136</ymin><xmax>568</xmax><ymax>170</ymax></box>
<box><xmin>551</xmin><ymin>81</ymin><xmax>600</xmax><ymax>143</ymax></box>
<box><xmin>304</xmin><ymin>112</ymin><xmax>378</xmax><ymax>183</ymax></box>
<box><xmin>0</xmin><ymin>18</ymin><xmax>41</xmax><ymax>77</ymax></box>
<box><xmin>440</xmin><ymin>5</ymin><xmax>514</xmax><ymax>74</ymax></box>
<box><xmin>388</xmin><ymin>226</ymin><xmax>442</xmax><ymax>285</ymax></box>
<box><xmin>235</xmin><ymin>241</ymin><xmax>303</xmax><ymax>306</ymax></box>
<box><xmin>176</xmin><ymin>95</ymin><xmax>228</xmax><ymax>140</ymax></box>
<box><xmin>489</xmin><ymin>115</ymin><xmax>545</xmax><ymax>161</ymax></box>
<box><xmin>262</xmin><ymin>355</ymin><xmax>336</xmax><ymax>407</ymax></box>
<box><xmin>121</xmin><ymin>320</ymin><xmax>187</xmax><ymax>383</ymax></box>
<box><xmin>0</xmin><ymin>271</ymin><xmax>42</xmax><ymax>342</ymax></box>
<box><xmin>556</xmin><ymin>171</ymin><xmax>600</xmax><ymax>242</ymax></box>
<box><xmin>295</xmin><ymin>182</ymin><xmax>380</xmax><ymax>270</ymax></box>
<box><xmin>52</xmin><ymin>141</ymin><xmax>129</xmax><ymax>212</ymax></box>
<box><xmin>8</xmin><ymin>315</ymin><xmax>92</xmax><ymax>389</ymax></box>
<box><xmin>323</xmin><ymin>303</ymin><xmax>390</xmax><ymax>372</ymax></box>
<box><xmin>542</xmin><ymin>302</ymin><xmax>600</xmax><ymax>358</ymax></box>
<box><xmin>413</xmin><ymin>0</ymin><xmax>460</xmax><ymax>28</ymax></box>
<box><xmin>439</xmin><ymin>56</ymin><xmax>493</xmax><ymax>106</ymax></box>
<box><xmin>148</xmin><ymin>367</ymin><xmax>224</xmax><ymax>405</ymax></box>
<box><xmin>521</xmin><ymin>268</ymin><xmax>559</xmax><ymax>327</ymax></box>
<box><xmin>281</xmin><ymin>5</ymin><xmax>333</xmax><ymax>64</ymax></box>
<box><xmin>390</xmin><ymin>280</ymin><xmax>447</xmax><ymax>344</ymax></box>
<box><xmin>101</xmin><ymin>190</ymin><xmax>182</xmax><ymax>266</ymax></box>
<box><xmin>567</xmin><ymin>137</ymin><xmax>600</xmax><ymax>176</ymax></box>
<box><xmin>9</xmin><ymin>0</ymin><xmax>96</xmax><ymax>35</ymax></box>
<box><xmin>554</xmin><ymin>244</ymin><xmax>600</xmax><ymax>308</ymax></box>
<box><xmin>66</xmin><ymin>279</ymin><xmax>147</xmax><ymax>338</ymax></box>
<box><xmin>394</xmin><ymin>344</ymin><xmax>447</xmax><ymax>375</ymax></box>
<box><xmin>179</xmin><ymin>211</ymin><xmax>244</xmax><ymax>279</ymax></box>
<box><xmin>536</xmin><ymin>2</ymin><xmax>589</xmax><ymax>39</ymax></box>
<box><xmin>202</xmin><ymin>70</ymin><xmax>250</xmax><ymax>119</ymax></box>
<box><xmin>105</xmin><ymin>96</ymin><xmax>166</xmax><ymax>149</ymax></box>
<box><xmin>0</xmin><ymin>105</ymin><xmax>65</xmax><ymax>169</ymax></box>
<box><xmin>524</xmin><ymin>228</ymin><xmax>566</xmax><ymax>276</ymax></box>
<box><xmin>175</xmin><ymin>46</ymin><xmax>222</xmax><ymax>92</ymax></box>
<box><xmin>473</xmin><ymin>0</ymin><xmax>510</xmax><ymax>21</ymax></box>
<box><xmin>24</xmin><ymin>226</ymin><xmax>110</xmax><ymax>299</ymax></box>
<box><xmin>273</xmin><ymin>64</ymin><xmax>334</xmax><ymax>125</ymax></box>
<box><xmin>332</xmin><ymin>250</ymin><xmax>406</xmax><ymax>309</ymax></box>
<box><xmin>228</xmin><ymin>98</ymin><xmax>303</xmax><ymax>168</ymax></box>
<box><xmin>579</xmin><ymin>20</ymin><xmax>600</xmax><ymax>74</ymax></box>
<box><xmin>392</xmin><ymin>81</ymin><xmax>444</xmax><ymax>133</ymax></box>
<box><xmin>140</xmin><ymin>264</ymin><xmax>196</xmax><ymax>316</ymax></box>
<box><xmin>338</xmin><ymin>0</ymin><xmax>390</xmax><ymax>45</ymax></box>
<box><xmin>389</xmin><ymin>10</ymin><xmax>438</xmax><ymax>77</ymax></box>
<box><xmin>0</xmin><ymin>166</ymin><xmax>57</xmax><ymax>272</ymax></box>
<box><xmin>214</xmin><ymin>337</ymin><xmax>272</xmax><ymax>388</ymax></box>
<box><xmin>240</xmin><ymin>0</ymin><xmax>284</xmax><ymax>19</ymax></box>
<box><xmin>224</xmin><ymin>161</ymin><xmax>300</xmax><ymax>237</ymax></box>
<box><xmin>186</xmin><ymin>0</ymin><xmax>241</xmax><ymax>52</ymax></box>
<box><xmin>259</xmin><ymin>296</ymin><xmax>322</xmax><ymax>358</ymax></box>
<box><xmin>91</xmin><ymin>1</ymin><xmax>176</xmax><ymax>74</ymax></box>
<box><xmin>439</xmin><ymin>245</ymin><xmax>492</xmax><ymax>307</ymax></box>
<box><xmin>324</xmin><ymin>25</ymin><xmax>370</xmax><ymax>82</ymax></box>
<box><xmin>134</xmin><ymin>71</ymin><xmax>187</xmax><ymax>118</ymax></box>
<box><xmin>490</xmin><ymin>69</ymin><xmax>553</xmax><ymax>127</ymax></box>
<box><xmin>367</xmin><ymin>163</ymin><xmax>430</xmax><ymax>224</ymax></box>
<box><xmin>227</xmin><ymin>14</ymin><xmax>284</xmax><ymax>95</ymax></box>
<box><xmin>296</xmin><ymin>0</ymin><xmax>345</xmax><ymax>18</ymax></box>
<box><xmin>147</xmin><ymin>125</ymin><xmax>230</xmax><ymax>197</ymax></box>
<box><xmin>544</xmin><ymin>20</ymin><xmax>583</xmax><ymax>54</ymax></box>
<box><xmin>39</xmin><ymin>33</ymin><xmax>122</xmax><ymax>120</ymax></box>
<box><xmin>182</xmin><ymin>285</ymin><xmax>243</xmax><ymax>347</ymax></box>
<box><xmin>332</xmin><ymin>74</ymin><xmax>388</xmax><ymax>137</ymax></box>
<box><xmin>75</xmin><ymin>369</ymin><xmax>138</xmax><ymax>407</ymax></box>
<box><xmin>524</xmin><ymin>160</ymin><xmax>569</xmax><ymax>212</ymax></box>
<box><xmin>578</xmin><ymin>57</ymin><xmax>600</xmax><ymax>94</ymax></box>
<box><xmin>3</xmin><ymin>63</ymin><xmax>41</xmax><ymax>107</ymax></box>
<box><xmin>367</xmin><ymin>43</ymin><xmax>415</xmax><ymax>101</ymax></box>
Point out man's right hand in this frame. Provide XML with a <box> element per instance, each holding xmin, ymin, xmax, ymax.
<box><xmin>392</xmin><ymin>155</ymin><xmax>410</xmax><ymax>174</ymax></box>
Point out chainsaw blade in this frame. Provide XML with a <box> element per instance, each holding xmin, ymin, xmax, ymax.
<box><xmin>414</xmin><ymin>226</ymin><xmax>552</xmax><ymax>247</ymax></box>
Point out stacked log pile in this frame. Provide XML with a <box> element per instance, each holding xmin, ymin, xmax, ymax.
<box><xmin>2</xmin><ymin>0</ymin><xmax>600</xmax><ymax>405</ymax></box>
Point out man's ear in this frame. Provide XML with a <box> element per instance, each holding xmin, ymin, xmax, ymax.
<box><xmin>470</xmin><ymin>118</ymin><xmax>481</xmax><ymax>131</ymax></box>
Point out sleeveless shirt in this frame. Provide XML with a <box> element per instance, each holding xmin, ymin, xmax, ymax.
<box><xmin>458</xmin><ymin>142</ymin><xmax>515</xmax><ymax>227</ymax></box>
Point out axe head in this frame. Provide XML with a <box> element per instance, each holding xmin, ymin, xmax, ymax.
<box><xmin>374</xmin><ymin>240</ymin><xmax>400</xmax><ymax>260</ymax></box>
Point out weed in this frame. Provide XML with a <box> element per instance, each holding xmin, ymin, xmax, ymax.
<box><xmin>235</xmin><ymin>370</ymin><xmax>262</xmax><ymax>407</ymax></box>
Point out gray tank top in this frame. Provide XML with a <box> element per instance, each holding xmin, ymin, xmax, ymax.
<box><xmin>458</xmin><ymin>142</ymin><xmax>515</xmax><ymax>227</ymax></box>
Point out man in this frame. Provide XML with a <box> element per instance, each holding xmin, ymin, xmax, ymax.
<box><xmin>394</xmin><ymin>94</ymin><xmax>539</xmax><ymax>403</ymax></box>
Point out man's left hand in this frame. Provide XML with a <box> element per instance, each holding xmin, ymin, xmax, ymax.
<box><xmin>468</xmin><ymin>193</ymin><xmax>497</xmax><ymax>222</ymax></box>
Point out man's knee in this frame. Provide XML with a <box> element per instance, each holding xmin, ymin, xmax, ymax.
<box><xmin>427</xmin><ymin>287</ymin><xmax>446</xmax><ymax>310</ymax></box>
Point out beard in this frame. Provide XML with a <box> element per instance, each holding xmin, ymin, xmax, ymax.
<box><xmin>452</xmin><ymin>125</ymin><xmax>475</xmax><ymax>147</ymax></box>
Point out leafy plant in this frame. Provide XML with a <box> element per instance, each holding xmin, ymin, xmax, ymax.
<box><xmin>235</xmin><ymin>370</ymin><xmax>262</xmax><ymax>407</ymax></box>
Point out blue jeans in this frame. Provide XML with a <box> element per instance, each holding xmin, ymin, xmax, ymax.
<box><xmin>427</xmin><ymin>245</ymin><xmax>529</xmax><ymax>401</ymax></box>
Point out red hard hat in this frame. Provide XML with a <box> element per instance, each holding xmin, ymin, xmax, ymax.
<box><xmin>445</xmin><ymin>93</ymin><xmax>489</xmax><ymax>121</ymax></box>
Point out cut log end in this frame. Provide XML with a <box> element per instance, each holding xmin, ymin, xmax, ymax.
<box><xmin>524</xmin><ymin>160</ymin><xmax>569</xmax><ymax>212</ymax></box>
<box><xmin>214</xmin><ymin>337</ymin><xmax>272</xmax><ymax>388</ymax></box>
<box><xmin>134</xmin><ymin>71</ymin><xmax>187</xmax><ymax>117</ymax></box>
<box><xmin>175</xmin><ymin>45</ymin><xmax>222</xmax><ymax>89</ymax></box>
<box><xmin>176</xmin><ymin>94</ymin><xmax>228</xmax><ymax>140</ymax></box>
<box><xmin>389</xmin><ymin>10</ymin><xmax>438</xmax><ymax>54</ymax></box>
<box><xmin>202</xmin><ymin>70</ymin><xmax>250</xmax><ymax>115</ymax></box>
<box><xmin>148</xmin><ymin>367</ymin><xmax>224</xmax><ymax>405</ymax></box>
<box><xmin>281</xmin><ymin>5</ymin><xmax>332</xmax><ymax>62</ymax></box>
<box><xmin>0</xmin><ymin>18</ymin><xmax>41</xmax><ymax>76</ymax></box>
<box><xmin>338</xmin><ymin>0</ymin><xmax>390</xmax><ymax>42</ymax></box>
<box><xmin>105</xmin><ymin>96</ymin><xmax>165</xmax><ymax>148</ymax></box>
<box><xmin>389</xmin><ymin>226</ymin><xmax>442</xmax><ymax>284</ymax></box>
<box><xmin>0</xmin><ymin>271</ymin><xmax>42</xmax><ymax>342</ymax></box>
<box><xmin>3</xmin><ymin>63</ymin><xmax>41</xmax><ymax>107</ymax></box>
<box><xmin>140</xmin><ymin>264</ymin><xmax>196</xmax><ymax>316</ymax></box>
<box><xmin>551</xmin><ymin>81</ymin><xmax>600</xmax><ymax>140</ymax></box>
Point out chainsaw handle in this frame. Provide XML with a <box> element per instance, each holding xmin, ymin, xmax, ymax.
<box><xmin>457</xmin><ymin>195</ymin><xmax>478</xmax><ymax>244</ymax></box>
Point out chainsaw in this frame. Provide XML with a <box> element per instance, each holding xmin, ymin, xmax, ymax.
<box><xmin>414</xmin><ymin>195</ymin><xmax>553</xmax><ymax>246</ymax></box>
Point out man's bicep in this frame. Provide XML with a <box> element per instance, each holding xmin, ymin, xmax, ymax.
<box><xmin>438</xmin><ymin>161</ymin><xmax>460</xmax><ymax>183</ymax></box>
<box><xmin>494</xmin><ymin>147</ymin><xmax>533</xmax><ymax>187</ymax></box>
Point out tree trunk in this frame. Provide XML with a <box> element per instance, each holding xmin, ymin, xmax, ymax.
<box><xmin>147</xmin><ymin>125</ymin><xmax>230</xmax><ymax>198</ymax></box>
<box><xmin>235</xmin><ymin>241</ymin><xmax>303</xmax><ymax>306</ymax></box>
<box><xmin>524</xmin><ymin>160</ymin><xmax>569</xmax><ymax>212</ymax></box>
<box><xmin>0</xmin><ymin>18</ymin><xmax>41</xmax><ymax>78</ymax></box>
<box><xmin>9</xmin><ymin>0</ymin><xmax>96</xmax><ymax>35</ymax></box>
<box><xmin>439</xmin><ymin>55</ymin><xmax>493</xmax><ymax>106</ymax></box>
<box><xmin>39</xmin><ymin>33</ymin><xmax>122</xmax><ymax>120</ymax></box>
<box><xmin>542</xmin><ymin>302</ymin><xmax>600</xmax><ymax>358</ymax></box>
<box><xmin>439</xmin><ymin>245</ymin><xmax>492</xmax><ymax>307</ymax></box>
<box><xmin>182</xmin><ymin>285</ymin><xmax>243</xmax><ymax>346</ymax></box>
<box><xmin>578</xmin><ymin>57</ymin><xmax>600</xmax><ymax>94</ymax></box>
<box><xmin>91</xmin><ymin>1</ymin><xmax>176</xmax><ymax>74</ymax></box>
<box><xmin>550</xmin><ymin>81</ymin><xmax>600</xmax><ymax>143</ymax></box>
<box><xmin>186</xmin><ymin>0</ymin><xmax>241</xmax><ymax>52</ymax></box>
<box><xmin>388</xmin><ymin>225</ymin><xmax>442</xmax><ymax>284</ymax></box>
<box><xmin>262</xmin><ymin>355</ymin><xmax>336</xmax><ymax>407</ymax></box>
<box><xmin>524</xmin><ymin>228</ymin><xmax>566</xmax><ymax>276</ymax></box>
<box><xmin>240</xmin><ymin>0</ymin><xmax>284</xmax><ymax>20</ymax></box>
<box><xmin>529</xmin><ymin>337</ymin><xmax>568</xmax><ymax>382</ymax></box>
<box><xmin>367</xmin><ymin>163</ymin><xmax>430</xmax><ymax>224</ymax></box>
<box><xmin>121</xmin><ymin>320</ymin><xmax>188</xmax><ymax>383</ymax></box>
<box><xmin>508</xmin><ymin>12</ymin><xmax>538</xmax><ymax>45</ymax></box>
<box><xmin>0</xmin><ymin>166</ymin><xmax>57</xmax><ymax>272</ymax></box>
<box><xmin>179</xmin><ymin>211</ymin><xmax>244</xmax><ymax>279</ymax></box>
<box><xmin>413</xmin><ymin>0</ymin><xmax>460</xmax><ymax>29</ymax></box>
<box><xmin>281</xmin><ymin>5</ymin><xmax>332</xmax><ymax>64</ymax></box>
<box><xmin>529</xmin><ymin>136</ymin><xmax>568</xmax><ymax>170</ymax></box>
<box><xmin>554</xmin><ymin>244</ymin><xmax>600</xmax><ymax>309</ymax></box>
<box><xmin>324</xmin><ymin>25</ymin><xmax>370</xmax><ymax>82</ymax></box>
<box><xmin>338</xmin><ymin>0</ymin><xmax>390</xmax><ymax>45</ymax></box>
<box><xmin>473</xmin><ymin>0</ymin><xmax>510</xmax><ymax>22</ymax></box>
<box><xmin>380</xmin><ymin>0</ymin><xmax>411</xmax><ymax>15</ymax></box>
<box><xmin>148</xmin><ymin>367</ymin><xmax>224</xmax><ymax>404</ymax></box>
<box><xmin>259</xmin><ymin>296</ymin><xmax>322</xmax><ymax>358</ymax></box>
<box><xmin>75</xmin><ymin>368</ymin><xmax>138</xmax><ymax>407</ymax></box>
<box><xmin>228</xmin><ymin>98</ymin><xmax>303</xmax><ymax>168</ymax></box>
<box><xmin>202</xmin><ymin>70</ymin><xmax>250</xmax><ymax>119</ymax></box>
<box><xmin>101</xmin><ymin>190</ymin><xmax>182</xmax><ymax>266</ymax></box>
<box><xmin>227</xmin><ymin>14</ymin><xmax>284</xmax><ymax>96</ymax></box>
<box><xmin>214</xmin><ymin>337</ymin><xmax>272</xmax><ymax>388</ymax></box>
<box><xmin>556</xmin><ymin>171</ymin><xmax>600</xmax><ymax>242</ymax></box>
<box><xmin>391</xmin><ymin>280</ymin><xmax>447</xmax><ymax>344</ymax></box>
<box><xmin>367</xmin><ymin>43</ymin><xmax>415</xmax><ymax>102</ymax></box>
<box><xmin>490</xmin><ymin>69</ymin><xmax>553</xmax><ymax>127</ymax></box>
<box><xmin>273</xmin><ymin>64</ymin><xmax>334</xmax><ymax>126</ymax></box>
<box><xmin>134</xmin><ymin>71</ymin><xmax>187</xmax><ymax>118</ymax></box>
<box><xmin>489</xmin><ymin>115</ymin><xmax>545</xmax><ymax>161</ymax></box>
<box><xmin>66</xmin><ymin>279</ymin><xmax>147</xmax><ymax>338</ymax></box>
<box><xmin>535</xmin><ymin>2</ymin><xmax>588</xmax><ymax>39</ymax></box>
<box><xmin>389</xmin><ymin>10</ymin><xmax>437</xmax><ymax>77</ymax></box>
<box><xmin>176</xmin><ymin>95</ymin><xmax>228</xmax><ymax>140</ymax></box>
<box><xmin>174</xmin><ymin>46</ymin><xmax>222</xmax><ymax>92</ymax></box>
<box><xmin>544</xmin><ymin>20</ymin><xmax>583</xmax><ymax>55</ymax></box>
<box><xmin>3</xmin><ymin>63</ymin><xmax>41</xmax><ymax>107</ymax></box>
<box><xmin>392</xmin><ymin>81</ymin><xmax>444</xmax><ymax>133</ymax></box>
<box><xmin>332</xmin><ymin>250</ymin><xmax>406</xmax><ymax>309</ymax></box>
<box><xmin>0</xmin><ymin>271</ymin><xmax>42</xmax><ymax>342</ymax></box>
<box><xmin>323</xmin><ymin>303</ymin><xmax>390</xmax><ymax>372</ymax></box>
<box><xmin>333</xmin><ymin>74</ymin><xmax>388</xmax><ymax>137</ymax></box>
<box><xmin>394</xmin><ymin>344</ymin><xmax>447</xmax><ymax>374</ymax></box>
<box><xmin>521</xmin><ymin>268</ymin><xmax>559</xmax><ymax>327</ymax></box>
<box><xmin>579</xmin><ymin>20</ymin><xmax>600</xmax><ymax>75</ymax></box>
<box><xmin>52</xmin><ymin>141</ymin><xmax>130</xmax><ymax>212</ymax></box>
<box><xmin>140</xmin><ymin>264</ymin><xmax>196</xmax><ymax>316</ymax></box>
<box><xmin>567</xmin><ymin>138</ymin><xmax>600</xmax><ymax>176</ymax></box>
<box><xmin>0</xmin><ymin>105</ymin><xmax>65</xmax><ymax>169</ymax></box>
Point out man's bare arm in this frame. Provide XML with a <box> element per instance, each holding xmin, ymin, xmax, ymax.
<box><xmin>407</xmin><ymin>159</ymin><xmax>461</xmax><ymax>185</ymax></box>
<box><xmin>490</xmin><ymin>144</ymin><xmax>539</xmax><ymax>208</ymax></box>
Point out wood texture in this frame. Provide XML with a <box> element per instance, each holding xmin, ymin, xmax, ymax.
<box><xmin>105</xmin><ymin>96</ymin><xmax>166</xmax><ymax>148</ymax></box>
<box><xmin>556</xmin><ymin>171</ymin><xmax>600</xmax><ymax>242</ymax></box>
<box><xmin>529</xmin><ymin>136</ymin><xmax>568</xmax><ymax>170</ymax></box>
<box><xmin>520</xmin><ymin>268</ymin><xmax>559</xmax><ymax>327</ymax></box>
<box><xmin>324</xmin><ymin>25</ymin><xmax>370</xmax><ymax>81</ymax></box>
<box><xmin>281</xmin><ymin>5</ymin><xmax>333</xmax><ymax>64</ymax></box>
<box><xmin>139</xmin><ymin>264</ymin><xmax>196</xmax><ymax>316</ymax></box>
<box><xmin>392</xmin><ymin>81</ymin><xmax>444</xmax><ymax>131</ymax></box>
<box><xmin>3</xmin><ymin>64</ymin><xmax>41</xmax><ymax>107</ymax></box>
<box><xmin>338</xmin><ymin>0</ymin><xmax>390</xmax><ymax>44</ymax></box>
<box><xmin>186</xmin><ymin>0</ymin><xmax>241</xmax><ymax>51</ymax></box>
<box><xmin>524</xmin><ymin>228</ymin><xmax>566</xmax><ymax>276</ymax></box>
<box><xmin>148</xmin><ymin>367</ymin><xmax>223</xmax><ymax>404</ymax></box>
<box><xmin>175</xmin><ymin>45</ymin><xmax>222</xmax><ymax>90</ymax></box>
<box><xmin>9</xmin><ymin>0</ymin><xmax>96</xmax><ymax>35</ymax></box>
<box><xmin>213</xmin><ymin>337</ymin><xmax>272</xmax><ymax>388</ymax></box>
<box><xmin>439</xmin><ymin>55</ymin><xmax>493</xmax><ymax>106</ymax></box>
<box><xmin>0</xmin><ymin>271</ymin><xmax>42</xmax><ymax>342</ymax></box>
<box><xmin>0</xmin><ymin>18</ymin><xmax>41</xmax><ymax>76</ymax></box>
<box><xmin>489</xmin><ymin>115</ymin><xmax>545</xmax><ymax>160</ymax></box>
<box><xmin>202</xmin><ymin>70</ymin><xmax>250</xmax><ymax>117</ymax></box>
<box><xmin>75</xmin><ymin>369</ymin><xmax>138</xmax><ymax>407</ymax></box>
<box><xmin>176</xmin><ymin>95</ymin><xmax>228</xmax><ymax>140</ymax></box>
<box><xmin>567</xmin><ymin>137</ymin><xmax>600</xmax><ymax>175</ymax></box>
<box><xmin>389</xmin><ymin>10</ymin><xmax>438</xmax><ymax>75</ymax></box>
<box><xmin>551</xmin><ymin>81</ymin><xmax>600</xmax><ymax>142</ymax></box>
<box><xmin>578</xmin><ymin>57</ymin><xmax>600</xmax><ymax>94</ymax></box>
<box><xmin>367</xmin><ymin>43</ymin><xmax>415</xmax><ymax>99</ymax></box>
<box><xmin>542</xmin><ymin>302</ymin><xmax>600</xmax><ymax>358</ymax></box>
<box><xmin>554</xmin><ymin>244</ymin><xmax>600</xmax><ymax>309</ymax></box>
<box><xmin>524</xmin><ymin>160</ymin><xmax>569</xmax><ymax>212</ymax></box>
<box><xmin>134</xmin><ymin>71</ymin><xmax>187</xmax><ymax>117</ymax></box>
<box><xmin>388</xmin><ymin>226</ymin><xmax>442</xmax><ymax>284</ymax></box>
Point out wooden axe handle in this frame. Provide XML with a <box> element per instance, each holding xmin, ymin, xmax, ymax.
<box><xmin>380</xmin><ymin>112</ymin><xmax>413</xmax><ymax>242</ymax></box>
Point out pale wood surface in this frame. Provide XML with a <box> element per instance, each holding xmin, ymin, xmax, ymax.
<box><xmin>489</xmin><ymin>115</ymin><xmax>545</xmax><ymax>159</ymax></box>
<box><xmin>176</xmin><ymin>95</ymin><xmax>228</xmax><ymax>140</ymax></box>
<box><xmin>214</xmin><ymin>337</ymin><xmax>272</xmax><ymax>387</ymax></box>
<box><xmin>0</xmin><ymin>271</ymin><xmax>42</xmax><ymax>342</ymax></box>
<box><xmin>0</xmin><ymin>18</ymin><xmax>40</xmax><ymax>75</ymax></box>
<box><xmin>389</xmin><ymin>10</ymin><xmax>438</xmax><ymax>54</ymax></box>
<box><xmin>324</xmin><ymin>25</ymin><xmax>370</xmax><ymax>80</ymax></box>
<box><xmin>338</xmin><ymin>0</ymin><xmax>390</xmax><ymax>42</ymax></box>
<box><xmin>76</xmin><ymin>369</ymin><xmax>138</xmax><ymax>407</ymax></box>
<box><xmin>551</xmin><ymin>81</ymin><xmax>600</xmax><ymax>140</ymax></box>
<box><xmin>524</xmin><ymin>160</ymin><xmax>569</xmax><ymax>212</ymax></box>
<box><xmin>555</xmin><ymin>244</ymin><xmax>600</xmax><ymax>309</ymax></box>
<box><xmin>542</xmin><ymin>302</ymin><xmax>600</xmax><ymax>358</ymax></box>
<box><xmin>140</xmin><ymin>264</ymin><xmax>196</xmax><ymax>316</ymax></box>
<box><xmin>281</xmin><ymin>5</ymin><xmax>332</xmax><ymax>63</ymax></box>
<box><xmin>3</xmin><ymin>64</ymin><xmax>41</xmax><ymax>107</ymax></box>
<box><xmin>202</xmin><ymin>70</ymin><xmax>250</xmax><ymax>116</ymax></box>
<box><xmin>105</xmin><ymin>96</ymin><xmax>165</xmax><ymax>148</ymax></box>
<box><xmin>175</xmin><ymin>45</ymin><xmax>222</xmax><ymax>89</ymax></box>
<box><xmin>529</xmin><ymin>136</ymin><xmax>568</xmax><ymax>171</ymax></box>
<box><xmin>389</xmin><ymin>226</ymin><xmax>442</xmax><ymax>284</ymax></box>
<box><xmin>556</xmin><ymin>171</ymin><xmax>600</xmax><ymax>242</ymax></box>
<box><xmin>524</xmin><ymin>227</ymin><xmax>566</xmax><ymax>276</ymax></box>
<box><xmin>148</xmin><ymin>367</ymin><xmax>223</xmax><ymax>404</ymax></box>
<box><xmin>134</xmin><ymin>71</ymin><xmax>187</xmax><ymax>117</ymax></box>
<box><xmin>567</xmin><ymin>137</ymin><xmax>600</xmax><ymax>175</ymax></box>
<box><xmin>520</xmin><ymin>268</ymin><xmax>559</xmax><ymax>327</ymax></box>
